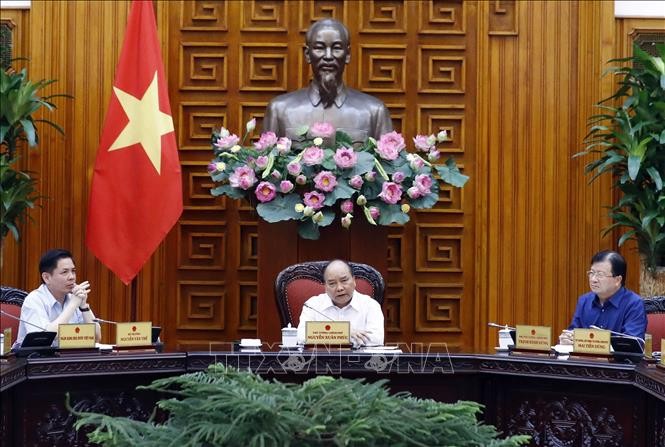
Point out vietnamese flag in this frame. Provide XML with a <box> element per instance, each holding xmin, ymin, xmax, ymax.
<box><xmin>86</xmin><ymin>0</ymin><xmax>182</xmax><ymax>284</ymax></box>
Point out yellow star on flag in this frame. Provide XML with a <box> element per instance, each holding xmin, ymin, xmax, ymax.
<box><xmin>108</xmin><ymin>71</ymin><xmax>174</xmax><ymax>174</ymax></box>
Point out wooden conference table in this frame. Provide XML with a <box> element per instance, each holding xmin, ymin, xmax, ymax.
<box><xmin>1</xmin><ymin>347</ymin><xmax>663</xmax><ymax>446</ymax></box>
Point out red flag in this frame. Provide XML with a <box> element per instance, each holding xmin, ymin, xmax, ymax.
<box><xmin>86</xmin><ymin>0</ymin><xmax>182</xmax><ymax>284</ymax></box>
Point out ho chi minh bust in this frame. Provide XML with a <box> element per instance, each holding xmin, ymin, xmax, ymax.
<box><xmin>263</xmin><ymin>19</ymin><xmax>393</xmax><ymax>141</ymax></box>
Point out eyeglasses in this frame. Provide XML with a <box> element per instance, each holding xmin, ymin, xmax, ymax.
<box><xmin>586</xmin><ymin>270</ymin><xmax>614</xmax><ymax>279</ymax></box>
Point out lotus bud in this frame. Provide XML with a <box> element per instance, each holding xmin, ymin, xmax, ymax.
<box><xmin>295</xmin><ymin>203</ymin><xmax>305</xmax><ymax>213</ymax></box>
<box><xmin>231</xmin><ymin>145</ymin><xmax>241</xmax><ymax>153</ymax></box>
<box><xmin>303</xmin><ymin>206</ymin><xmax>314</xmax><ymax>217</ymax></box>
<box><xmin>295</xmin><ymin>174</ymin><xmax>307</xmax><ymax>185</ymax></box>
<box><xmin>312</xmin><ymin>211</ymin><xmax>324</xmax><ymax>223</ymax></box>
<box><xmin>341</xmin><ymin>213</ymin><xmax>353</xmax><ymax>229</ymax></box>
<box><xmin>401</xmin><ymin>204</ymin><xmax>410</xmax><ymax>214</ymax></box>
<box><xmin>313</xmin><ymin>137</ymin><xmax>323</xmax><ymax>146</ymax></box>
<box><xmin>246</xmin><ymin>118</ymin><xmax>256</xmax><ymax>133</ymax></box>
<box><xmin>436</xmin><ymin>130</ymin><xmax>448</xmax><ymax>142</ymax></box>
<box><xmin>364</xmin><ymin>171</ymin><xmax>376</xmax><ymax>182</ymax></box>
<box><xmin>356</xmin><ymin>195</ymin><xmax>367</xmax><ymax>206</ymax></box>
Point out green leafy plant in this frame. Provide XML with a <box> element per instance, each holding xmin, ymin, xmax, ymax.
<box><xmin>577</xmin><ymin>43</ymin><xmax>665</xmax><ymax>272</ymax></box>
<box><xmin>208</xmin><ymin>120</ymin><xmax>468</xmax><ymax>240</ymax></box>
<box><xmin>0</xmin><ymin>155</ymin><xmax>37</xmax><ymax>241</ymax></box>
<box><xmin>0</xmin><ymin>60</ymin><xmax>70</xmax><ymax>254</ymax></box>
<box><xmin>71</xmin><ymin>364</ymin><xmax>530</xmax><ymax>446</ymax></box>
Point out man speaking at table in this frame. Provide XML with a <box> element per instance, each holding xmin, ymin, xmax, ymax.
<box><xmin>297</xmin><ymin>260</ymin><xmax>384</xmax><ymax>346</ymax></box>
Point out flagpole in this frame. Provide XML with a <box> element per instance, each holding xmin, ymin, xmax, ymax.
<box><xmin>130</xmin><ymin>277</ymin><xmax>138</xmax><ymax>322</ymax></box>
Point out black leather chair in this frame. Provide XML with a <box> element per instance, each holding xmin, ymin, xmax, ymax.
<box><xmin>274</xmin><ymin>261</ymin><xmax>384</xmax><ymax>327</ymax></box>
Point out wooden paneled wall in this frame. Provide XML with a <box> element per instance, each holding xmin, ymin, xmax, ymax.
<box><xmin>1</xmin><ymin>1</ymin><xmax>660</xmax><ymax>352</ymax></box>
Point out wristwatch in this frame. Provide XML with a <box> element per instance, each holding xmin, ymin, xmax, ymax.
<box><xmin>79</xmin><ymin>307</ymin><xmax>91</xmax><ymax>312</ymax></box>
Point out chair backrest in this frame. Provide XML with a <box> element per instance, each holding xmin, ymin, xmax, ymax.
<box><xmin>1</xmin><ymin>286</ymin><xmax>28</xmax><ymax>344</ymax></box>
<box><xmin>275</xmin><ymin>261</ymin><xmax>384</xmax><ymax>327</ymax></box>
<box><xmin>644</xmin><ymin>296</ymin><xmax>665</xmax><ymax>352</ymax></box>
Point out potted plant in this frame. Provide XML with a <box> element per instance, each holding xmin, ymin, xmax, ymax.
<box><xmin>71</xmin><ymin>363</ymin><xmax>530</xmax><ymax>446</ymax></box>
<box><xmin>0</xmin><ymin>60</ymin><xmax>70</xmax><ymax>261</ymax></box>
<box><xmin>578</xmin><ymin>43</ymin><xmax>665</xmax><ymax>296</ymax></box>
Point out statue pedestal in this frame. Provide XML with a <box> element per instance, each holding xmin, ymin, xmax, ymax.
<box><xmin>257</xmin><ymin>219</ymin><xmax>387</xmax><ymax>342</ymax></box>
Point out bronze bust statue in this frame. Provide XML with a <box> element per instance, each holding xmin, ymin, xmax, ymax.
<box><xmin>263</xmin><ymin>19</ymin><xmax>393</xmax><ymax>141</ymax></box>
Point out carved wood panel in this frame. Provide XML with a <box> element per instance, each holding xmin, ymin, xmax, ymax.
<box><xmin>163</xmin><ymin>0</ymin><xmax>477</xmax><ymax>349</ymax></box>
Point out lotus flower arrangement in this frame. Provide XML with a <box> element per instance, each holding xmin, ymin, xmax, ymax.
<box><xmin>208</xmin><ymin>119</ymin><xmax>469</xmax><ymax>239</ymax></box>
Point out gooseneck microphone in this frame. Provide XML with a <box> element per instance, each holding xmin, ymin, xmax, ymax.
<box><xmin>589</xmin><ymin>325</ymin><xmax>645</xmax><ymax>351</ymax></box>
<box><xmin>93</xmin><ymin>317</ymin><xmax>117</xmax><ymax>325</ymax></box>
<box><xmin>303</xmin><ymin>303</ymin><xmax>333</xmax><ymax>321</ymax></box>
<box><xmin>0</xmin><ymin>309</ymin><xmax>49</xmax><ymax>332</ymax></box>
<box><xmin>487</xmin><ymin>322</ymin><xmax>516</xmax><ymax>331</ymax></box>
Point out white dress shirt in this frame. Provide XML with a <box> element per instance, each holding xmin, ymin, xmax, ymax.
<box><xmin>297</xmin><ymin>290</ymin><xmax>384</xmax><ymax>345</ymax></box>
<box><xmin>15</xmin><ymin>284</ymin><xmax>84</xmax><ymax>347</ymax></box>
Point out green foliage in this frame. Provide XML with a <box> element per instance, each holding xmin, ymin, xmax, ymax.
<box><xmin>0</xmin><ymin>59</ymin><xmax>71</xmax><ymax>248</ymax></box>
<box><xmin>577</xmin><ymin>43</ymin><xmax>665</xmax><ymax>271</ymax></box>
<box><xmin>72</xmin><ymin>364</ymin><xmax>530</xmax><ymax>447</ymax></box>
<box><xmin>0</xmin><ymin>155</ymin><xmax>38</xmax><ymax>240</ymax></box>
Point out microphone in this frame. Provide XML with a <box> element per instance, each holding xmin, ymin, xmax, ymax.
<box><xmin>303</xmin><ymin>303</ymin><xmax>333</xmax><ymax>321</ymax></box>
<box><xmin>487</xmin><ymin>322</ymin><xmax>516</xmax><ymax>331</ymax></box>
<box><xmin>93</xmin><ymin>317</ymin><xmax>117</xmax><ymax>325</ymax></box>
<box><xmin>589</xmin><ymin>325</ymin><xmax>645</xmax><ymax>351</ymax></box>
<box><xmin>0</xmin><ymin>309</ymin><xmax>49</xmax><ymax>332</ymax></box>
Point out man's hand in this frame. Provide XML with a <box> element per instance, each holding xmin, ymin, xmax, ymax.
<box><xmin>351</xmin><ymin>330</ymin><xmax>373</xmax><ymax>346</ymax></box>
<box><xmin>72</xmin><ymin>281</ymin><xmax>91</xmax><ymax>307</ymax></box>
<box><xmin>559</xmin><ymin>329</ymin><xmax>574</xmax><ymax>345</ymax></box>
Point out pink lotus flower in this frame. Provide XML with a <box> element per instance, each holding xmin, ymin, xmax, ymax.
<box><xmin>229</xmin><ymin>166</ymin><xmax>257</xmax><ymax>190</ymax></box>
<box><xmin>413</xmin><ymin>134</ymin><xmax>433</xmax><ymax>152</ymax></box>
<box><xmin>314</xmin><ymin>171</ymin><xmax>338</xmax><ymax>192</ymax></box>
<box><xmin>280</xmin><ymin>180</ymin><xmax>294</xmax><ymax>193</ymax></box>
<box><xmin>207</xmin><ymin>162</ymin><xmax>218</xmax><ymax>173</ymax></box>
<box><xmin>256</xmin><ymin>155</ymin><xmax>269</xmax><ymax>169</ymax></box>
<box><xmin>407</xmin><ymin>186</ymin><xmax>422</xmax><ymax>199</ymax></box>
<box><xmin>302</xmin><ymin>146</ymin><xmax>325</xmax><ymax>166</ymax></box>
<box><xmin>376</xmin><ymin>131</ymin><xmax>405</xmax><ymax>160</ymax></box>
<box><xmin>334</xmin><ymin>148</ymin><xmax>358</xmax><ymax>169</ymax></box>
<box><xmin>349</xmin><ymin>175</ymin><xmax>364</xmax><ymax>189</ymax></box>
<box><xmin>254</xmin><ymin>131</ymin><xmax>278</xmax><ymax>151</ymax></box>
<box><xmin>340</xmin><ymin>199</ymin><xmax>354</xmax><ymax>214</ymax></box>
<box><xmin>309</xmin><ymin>122</ymin><xmax>335</xmax><ymax>138</ymax></box>
<box><xmin>369</xmin><ymin>207</ymin><xmax>380</xmax><ymax>220</ymax></box>
<box><xmin>378</xmin><ymin>181</ymin><xmax>403</xmax><ymax>204</ymax></box>
<box><xmin>215</xmin><ymin>133</ymin><xmax>240</xmax><ymax>150</ymax></box>
<box><xmin>287</xmin><ymin>161</ymin><xmax>302</xmax><ymax>175</ymax></box>
<box><xmin>414</xmin><ymin>174</ymin><xmax>433</xmax><ymax>195</ymax></box>
<box><xmin>407</xmin><ymin>154</ymin><xmax>425</xmax><ymax>171</ymax></box>
<box><xmin>303</xmin><ymin>191</ymin><xmax>325</xmax><ymax>210</ymax></box>
<box><xmin>392</xmin><ymin>171</ymin><xmax>406</xmax><ymax>183</ymax></box>
<box><xmin>255</xmin><ymin>181</ymin><xmax>276</xmax><ymax>202</ymax></box>
<box><xmin>276</xmin><ymin>137</ymin><xmax>292</xmax><ymax>154</ymax></box>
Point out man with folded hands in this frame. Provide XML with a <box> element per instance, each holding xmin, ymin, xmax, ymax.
<box><xmin>15</xmin><ymin>249</ymin><xmax>101</xmax><ymax>347</ymax></box>
<box><xmin>559</xmin><ymin>250</ymin><xmax>647</xmax><ymax>345</ymax></box>
<box><xmin>297</xmin><ymin>259</ymin><xmax>384</xmax><ymax>346</ymax></box>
